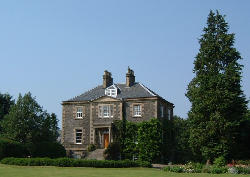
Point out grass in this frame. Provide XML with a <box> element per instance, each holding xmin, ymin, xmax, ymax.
<box><xmin>0</xmin><ymin>164</ymin><xmax>247</xmax><ymax>177</ymax></box>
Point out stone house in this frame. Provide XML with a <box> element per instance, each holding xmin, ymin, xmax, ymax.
<box><xmin>61</xmin><ymin>68</ymin><xmax>174</xmax><ymax>158</ymax></box>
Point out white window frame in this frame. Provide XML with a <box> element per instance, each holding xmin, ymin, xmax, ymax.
<box><xmin>105</xmin><ymin>85</ymin><xmax>118</xmax><ymax>98</ymax></box>
<box><xmin>133</xmin><ymin>105</ymin><xmax>141</xmax><ymax>117</ymax></box>
<box><xmin>75</xmin><ymin>129</ymin><xmax>83</xmax><ymax>144</ymax></box>
<box><xmin>99</xmin><ymin>105</ymin><xmax>114</xmax><ymax>118</ymax></box>
<box><xmin>76</xmin><ymin>107</ymin><xmax>83</xmax><ymax>119</ymax></box>
<box><xmin>160</xmin><ymin>106</ymin><xmax>164</xmax><ymax>118</ymax></box>
<box><xmin>103</xmin><ymin>105</ymin><xmax>110</xmax><ymax>118</ymax></box>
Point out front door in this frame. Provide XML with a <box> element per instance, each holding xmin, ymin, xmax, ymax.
<box><xmin>104</xmin><ymin>134</ymin><xmax>109</xmax><ymax>148</ymax></box>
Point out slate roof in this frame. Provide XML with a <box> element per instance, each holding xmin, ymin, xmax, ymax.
<box><xmin>66</xmin><ymin>82</ymin><xmax>160</xmax><ymax>102</ymax></box>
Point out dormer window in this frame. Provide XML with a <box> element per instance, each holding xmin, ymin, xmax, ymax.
<box><xmin>105</xmin><ymin>85</ymin><xmax>118</xmax><ymax>97</ymax></box>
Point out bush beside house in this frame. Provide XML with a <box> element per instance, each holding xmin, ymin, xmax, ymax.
<box><xmin>0</xmin><ymin>138</ymin><xmax>28</xmax><ymax>159</ymax></box>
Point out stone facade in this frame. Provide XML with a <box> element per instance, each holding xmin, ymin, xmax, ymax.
<box><xmin>61</xmin><ymin>68</ymin><xmax>174</xmax><ymax>158</ymax></box>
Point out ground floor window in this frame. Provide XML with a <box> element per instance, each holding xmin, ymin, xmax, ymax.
<box><xmin>75</xmin><ymin>129</ymin><xmax>83</xmax><ymax>144</ymax></box>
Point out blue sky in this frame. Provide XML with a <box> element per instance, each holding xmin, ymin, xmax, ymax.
<box><xmin>1</xmin><ymin>0</ymin><xmax>249</xmax><ymax>127</ymax></box>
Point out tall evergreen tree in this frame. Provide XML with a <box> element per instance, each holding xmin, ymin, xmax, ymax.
<box><xmin>0</xmin><ymin>93</ymin><xmax>14</xmax><ymax>133</ymax></box>
<box><xmin>0</xmin><ymin>93</ymin><xmax>14</xmax><ymax>120</ymax></box>
<box><xmin>186</xmin><ymin>10</ymin><xmax>248</xmax><ymax>161</ymax></box>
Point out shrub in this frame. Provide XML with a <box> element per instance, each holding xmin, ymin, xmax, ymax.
<box><xmin>0</xmin><ymin>157</ymin><xmax>151</xmax><ymax>168</ymax></box>
<box><xmin>87</xmin><ymin>144</ymin><xmax>96</xmax><ymax>152</ymax></box>
<box><xmin>183</xmin><ymin>162</ymin><xmax>203</xmax><ymax>173</ymax></box>
<box><xmin>228</xmin><ymin>167</ymin><xmax>238</xmax><ymax>174</ymax></box>
<box><xmin>0</xmin><ymin>138</ymin><xmax>28</xmax><ymax>159</ymax></box>
<box><xmin>236</xmin><ymin>166</ymin><xmax>250</xmax><ymax>174</ymax></box>
<box><xmin>27</xmin><ymin>142</ymin><xmax>66</xmax><ymax>158</ymax></box>
<box><xmin>136</xmin><ymin>160</ymin><xmax>152</xmax><ymax>168</ymax></box>
<box><xmin>163</xmin><ymin>166</ymin><xmax>171</xmax><ymax>172</ymax></box>
<box><xmin>209</xmin><ymin>166</ymin><xmax>228</xmax><ymax>174</ymax></box>
<box><xmin>163</xmin><ymin>166</ymin><xmax>184</xmax><ymax>173</ymax></box>
<box><xmin>192</xmin><ymin>162</ymin><xmax>203</xmax><ymax>173</ymax></box>
<box><xmin>104</xmin><ymin>142</ymin><xmax>121</xmax><ymax>160</ymax></box>
<box><xmin>213</xmin><ymin>156</ymin><xmax>226</xmax><ymax>167</ymax></box>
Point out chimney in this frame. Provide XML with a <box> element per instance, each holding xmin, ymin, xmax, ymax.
<box><xmin>103</xmin><ymin>70</ymin><xmax>113</xmax><ymax>88</ymax></box>
<box><xmin>126</xmin><ymin>67</ymin><xmax>135</xmax><ymax>87</ymax></box>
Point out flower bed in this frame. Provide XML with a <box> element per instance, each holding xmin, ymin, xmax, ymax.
<box><xmin>163</xmin><ymin>162</ymin><xmax>250</xmax><ymax>174</ymax></box>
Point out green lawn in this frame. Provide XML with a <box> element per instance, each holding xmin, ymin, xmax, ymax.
<box><xmin>0</xmin><ymin>164</ymin><xmax>245</xmax><ymax>177</ymax></box>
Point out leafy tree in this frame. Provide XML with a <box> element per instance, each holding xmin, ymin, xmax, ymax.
<box><xmin>172</xmin><ymin>116</ymin><xmax>193</xmax><ymax>163</ymax></box>
<box><xmin>0</xmin><ymin>93</ymin><xmax>14</xmax><ymax>132</ymax></box>
<box><xmin>36</xmin><ymin>113</ymin><xmax>59</xmax><ymax>142</ymax></box>
<box><xmin>1</xmin><ymin>92</ymin><xmax>59</xmax><ymax>144</ymax></box>
<box><xmin>186</xmin><ymin>10</ymin><xmax>248</xmax><ymax>161</ymax></box>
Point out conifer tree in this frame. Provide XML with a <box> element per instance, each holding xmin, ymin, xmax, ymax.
<box><xmin>186</xmin><ymin>10</ymin><xmax>248</xmax><ymax>161</ymax></box>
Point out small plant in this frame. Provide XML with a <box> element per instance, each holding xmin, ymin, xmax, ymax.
<box><xmin>87</xmin><ymin>144</ymin><xmax>96</xmax><ymax>152</ymax></box>
<box><xmin>103</xmin><ymin>142</ymin><xmax>121</xmax><ymax>160</ymax></box>
<box><xmin>213</xmin><ymin>156</ymin><xmax>226</xmax><ymax>167</ymax></box>
<box><xmin>209</xmin><ymin>166</ymin><xmax>228</xmax><ymax>174</ymax></box>
<box><xmin>183</xmin><ymin>162</ymin><xmax>195</xmax><ymax>173</ymax></box>
<box><xmin>170</xmin><ymin>166</ymin><xmax>184</xmax><ymax>173</ymax></box>
<box><xmin>228</xmin><ymin>167</ymin><xmax>238</xmax><ymax>174</ymax></box>
<box><xmin>236</xmin><ymin>166</ymin><xmax>250</xmax><ymax>174</ymax></box>
<box><xmin>163</xmin><ymin>166</ymin><xmax>184</xmax><ymax>173</ymax></box>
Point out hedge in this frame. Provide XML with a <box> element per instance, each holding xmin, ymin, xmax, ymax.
<box><xmin>27</xmin><ymin>142</ymin><xmax>66</xmax><ymax>158</ymax></box>
<box><xmin>0</xmin><ymin>138</ymin><xmax>28</xmax><ymax>159</ymax></box>
<box><xmin>1</xmin><ymin>157</ymin><xmax>152</xmax><ymax>168</ymax></box>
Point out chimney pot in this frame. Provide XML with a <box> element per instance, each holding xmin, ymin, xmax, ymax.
<box><xmin>126</xmin><ymin>67</ymin><xmax>135</xmax><ymax>87</ymax></box>
<box><xmin>103</xmin><ymin>70</ymin><xmax>113</xmax><ymax>88</ymax></box>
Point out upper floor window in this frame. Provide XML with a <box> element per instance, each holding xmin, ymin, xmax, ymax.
<box><xmin>75</xmin><ymin>129</ymin><xmax>83</xmax><ymax>144</ymax></box>
<box><xmin>160</xmin><ymin>106</ymin><xmax>164</xmax><ymax>118</ymax></box>
<box><xmin>133</xmin><ymin>105</ymin><xmax>141</xmax><ymax>117</ymax></box>
<box><xmin>76</xmin><ymin>107</ymin><xmax>83</xmax><ymax>118</ymax></box>
<box><xmin>105</xmin><ymin>85</ymin><xmax>118</xmax><ymax>98</ymax></box>
<box><xmin>99</xmin><ymin>105</ymin><xmax>114</xmax><ymax>118</ymax></box>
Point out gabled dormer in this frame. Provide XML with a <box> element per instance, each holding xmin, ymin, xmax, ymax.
<box><xmin>105</xmin><ymin>84</ymin><xmax>118</xmax><ymax>98</ymax></box>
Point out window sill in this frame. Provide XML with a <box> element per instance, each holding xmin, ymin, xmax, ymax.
<box><xmin>74</xmin><ymin>117</ymin><xmax>84</xmax><ymax>119</ymax></box>
<box><xmin>99</xmin><ymin>116</ymin><xmax>113</xmax><ymax>118</ymax></box>
<box><xmin>133</xmin><ymin>115</ymin><xmax>142</xmax><ymax>118</ymax></box>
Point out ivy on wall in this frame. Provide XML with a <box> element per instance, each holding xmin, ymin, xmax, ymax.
<box><xmin>111</xmin><ymin>118</ymin><xmax>171</xmax><ymax>163</ymax></box>
<box><xmin>137</xmin><ymin>119</ymin><xmax>162</xmax><ymax>162</ymax></box>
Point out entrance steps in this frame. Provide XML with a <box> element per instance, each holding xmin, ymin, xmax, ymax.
<box><xmin>85</xmin><ymin>149</ymin><xmax>105</xmax><ymax>160</ymax></box>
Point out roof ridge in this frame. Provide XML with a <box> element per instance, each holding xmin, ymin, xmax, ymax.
<box><xmin>139</xmin><ymin>83</ymin><xmax>157</xmax><ymax>96</ymax></box>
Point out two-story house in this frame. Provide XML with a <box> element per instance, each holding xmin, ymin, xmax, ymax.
<box><xmin>61</xmin><ymin>68</ymin><xmax>174</xmax><ymax>158</ymax></box>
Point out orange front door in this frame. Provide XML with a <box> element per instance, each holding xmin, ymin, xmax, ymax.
<box><xmin>104</xmin><ymin>134</ymin><xmax>109</xmax><ymax>148</ymax></box>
